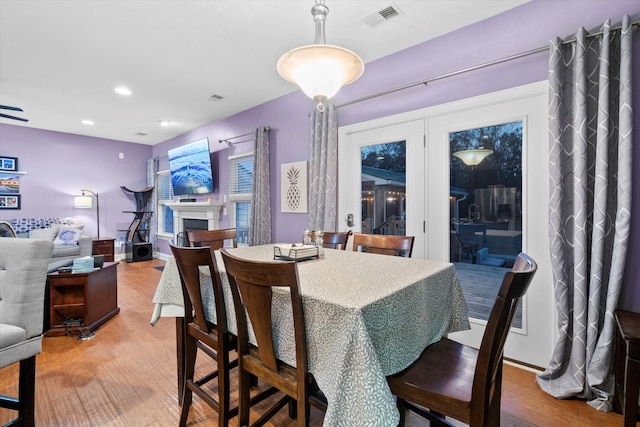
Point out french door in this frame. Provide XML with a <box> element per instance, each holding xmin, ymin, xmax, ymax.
<box><xmin>338</xmin><ymin>82</ymin><xmax>554</xmax><ymax>367</ymax></box>
<box><xmin>337</xmin><ymin>119</ymin><xmax>425</xmax><ymax>258</ymax></box>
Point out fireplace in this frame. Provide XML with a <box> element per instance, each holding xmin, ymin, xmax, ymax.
<box><xmin>178</xmin><ymin>218</ymin><xmax>209</xmax><ymax>246</ymax></box>
<box><xmin>165</xmin><ymin>199</ymin><xmax>224</xmax><ymax>244</ymax></box>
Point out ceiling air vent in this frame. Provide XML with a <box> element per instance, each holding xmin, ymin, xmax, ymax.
<box><xmin>135</xmin><ymin>132</ymin><xmax>147</xmax><ymax>137</ymax></box>
<box><xmin>209</xmin><ymin>94</ymin><xmax>224</xmax><ymax>102</ymax></box>
<box><xmin>362</xmin><ymin>2</ymin><xmax>404</xmax><ymax>27</ymax></box>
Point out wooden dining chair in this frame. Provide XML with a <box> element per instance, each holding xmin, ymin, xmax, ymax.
<box><xmin>386</xmin><ymin>252</ymin><xmax>538</xmax><ymax>427</ymax></box>
<box><xmin>220</xmin><ymin>248</ymin><xmax>326</xmax><ymax>427</ymax></box>
<box><xmin>187</xmin><ymin>228</ymin><xmax>237</xmax><ymax>249</ymax></box>
<box><xmin>169</xmin><ymin>244</ymin><xmax>238</xmax><ymax>427</ymax></box>
<box><xmin>352</xmin><ymin>232</ymin><xmax>414</xmax><ymax>257</ymax></box>
<box><xmin>321</xmin><ymin>230</ymin><xmax>352</xmax><ymax>250</ymax></box>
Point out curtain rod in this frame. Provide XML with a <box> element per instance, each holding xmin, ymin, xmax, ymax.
<box><xmin>337</xmin><ymin>20</ymin><xmax>639</xmax><ymax>109</ymax></box>
<box><xmin>219</xmin><ymin>126</ymin><xmax>271</xmax><ymax>145</ymax></box>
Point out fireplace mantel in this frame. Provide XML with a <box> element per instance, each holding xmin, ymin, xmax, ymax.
<box><xmin>166</xmin><ymin>200</ymin><xmax>224</xmax><ymax>240</ymax></box>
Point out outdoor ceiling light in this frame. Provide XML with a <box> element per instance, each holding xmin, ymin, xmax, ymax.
<box><xmin>277</xmin><ymin>0</ymin><xmax>364</xmax><ymax>112</ymax></box>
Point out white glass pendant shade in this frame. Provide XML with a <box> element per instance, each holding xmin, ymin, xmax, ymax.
<box><xmin>452</xmin><ymin>149</ymin><xmax>494</xmax><ymax>166</ymax></box>
<box><xmin>74</xmin><ymin>195</ymin><xmax>93</xmax><ymax>208</ymax></box>
<box><xmin>277</xmin><ymin>44</ymin><xmax>364</xmax><ymax>102</ymax></box>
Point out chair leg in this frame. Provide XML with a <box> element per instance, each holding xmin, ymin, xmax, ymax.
<box><xmin>19</xmin><ymin>356</ymin><xmax>37</xmax><ymax>427</ymax></box>
<box><xmin>179</xmin><ymin>337</ymin><xmax>197</xmax><ymax>427</ymax></box>
<box><xmin>238</xmin><ymin>369</ymin><xmax>252</xmax><ymax>427</ymax></box>
<box><xmin>396</xmin><ymin>397</ymin><xmax>407</xmax><ymax>427</ymax></box>
<box><xmin>217</xmin><ymin>350</ymin><xmax>231</xmax><ymax>427</ymax></box>
<box><xmin>288</xmin><ymin>398</ymin><xmax>297</xmax><ymax>419</ymax></box>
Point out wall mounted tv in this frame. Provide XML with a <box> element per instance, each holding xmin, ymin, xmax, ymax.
<box><xmin>167</xmin><ymin>137</ymin><xmax>215</xmax><ymax>196</ymax></box>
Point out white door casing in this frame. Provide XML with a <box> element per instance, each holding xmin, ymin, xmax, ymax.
<box><xmin>338</xmin><ymin>81</ymin><xmax>554</xmax><ymax>367</ymax></box>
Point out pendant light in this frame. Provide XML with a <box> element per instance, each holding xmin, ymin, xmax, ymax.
<box><xmin>453</xmin><ymin>134</ymin><xmax>494</xmax><ymax>166</ymax></box>
<box><xmin>452</xmin><ymin>148</ymin><xmax>493</xmax><ymax>166</ymax></box>
<box><xmin>277</xmin><ymin>0</ymin><xmax>364</xmax><ymax>112</ymax></box>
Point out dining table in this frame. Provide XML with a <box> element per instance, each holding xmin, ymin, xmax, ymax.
<box><xmin>151</xmin><ymin>244</ymin><xmax>470</xmax><ymax>427</ymax></box>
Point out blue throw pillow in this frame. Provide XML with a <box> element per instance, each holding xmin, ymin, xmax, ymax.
<box><xmin>53</xmin><ymin>229</ymin><xmax>82</xmax><ymax>246</ymax></box>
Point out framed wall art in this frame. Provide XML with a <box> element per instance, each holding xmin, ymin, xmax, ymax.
<box><xmin>281</xmin><ymin>161</ymin><xmax>307</xmax><ymax>213</ymax></box>
<box><xmin>0</xmin><ymin>174</ymin><xmax>20</xmax><ymax>194</ymax></box>
<box><xmin>0</xmin><ymin>156</ymin><xmax>18</xmax><ymax>172</ymax></box>
<box><xmin>0</xmin><ymin>194</ymin><xmax>21</xmax><ymax>209</ymax></box>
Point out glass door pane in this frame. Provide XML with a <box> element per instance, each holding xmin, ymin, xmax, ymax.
<box><xmin>361</xmin><ymin>141</ymin><xmax>406</xmax><ymax>236</ymax></box>
<box><xmin>450</xmin><ymin>122</ymin><xmax>523</xmax><ymax>325</ymax></box>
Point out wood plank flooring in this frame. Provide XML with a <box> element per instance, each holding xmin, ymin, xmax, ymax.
<box><xmin>1</xmin><ymin>258</ymin><xmax>623</xmax><ymax>426</ymax></box>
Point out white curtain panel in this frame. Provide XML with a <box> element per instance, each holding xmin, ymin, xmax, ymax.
<box><xmin>308</xmin><ymin>103</ymin><xmax>338</xmax><ymax>232</ymax></box>
<box><xmin>248</xmin><ymin>126</ymin><xmax>272</xmax><ymax>245</ymax></box>
<box><xmin>536</xmin><ymin>16</ymin><xmax>633</xmax><ymax>412</ymax></box>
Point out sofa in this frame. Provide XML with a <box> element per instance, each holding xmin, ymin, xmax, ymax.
<box><xmin>7</xmin><ymin>217</ymin><xmax>93</xmax><ymax>272</ymax></box>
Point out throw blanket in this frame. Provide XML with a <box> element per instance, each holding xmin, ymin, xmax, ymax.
<box><xmin>10</xmin><ymin>217</ymin><xmax>76</xmax><ymax>234</ymax></box>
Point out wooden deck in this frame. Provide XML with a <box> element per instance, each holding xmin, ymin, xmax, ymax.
<box><xmin>453</xmin><ymin>261</ymin><xmax>522</xmax><ymax>328</ymax></box>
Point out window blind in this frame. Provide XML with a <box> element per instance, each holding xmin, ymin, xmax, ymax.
<box><xmin>228</xmin><ymin>154</ymin><xmax>253</xmax><ymax>202</ymax></box>
<box><xmin>158</xmin><ymin>171</ymin><xmax>174</xmax><ymax>200</ymax></box>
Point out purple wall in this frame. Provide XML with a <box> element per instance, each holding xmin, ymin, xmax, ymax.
<box><xmin>0</xmin><ymin>124</ymin><xmax>151</xmax><ymax>239</ymax></box>
<box><xmin>153</xmin><ymin>0</ymin><xmax>640</xmax><ymax>309</ymax></box>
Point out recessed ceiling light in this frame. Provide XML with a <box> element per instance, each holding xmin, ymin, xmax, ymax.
<box><xmin>82</xmin><ymin>119</ymin><xmax>94</xmax><ymax>125</ymax></box>
<box><xmin>114</xmin><ymin>86</ymin><xmax>132</xmax><ymax>96</ymax></box>
<box><xmin>159</xmin><ymin>120</ymin><xmax>171</xmax><ymax>127</ymax></box>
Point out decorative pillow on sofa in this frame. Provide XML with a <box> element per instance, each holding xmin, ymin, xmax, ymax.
<box><xmin>29</xmin><ymin>226</ymin><xmax>59</xmax><ymax>241</ymax></box>
<box><xmin>53</xmin><ymin>229</ymin><xmax>83</xmax><ymax>246</ymax></box>
<box><xmin>58</xmin><ymin>224</ymin><xmax>85</xmax><ymax>232</ymax></box>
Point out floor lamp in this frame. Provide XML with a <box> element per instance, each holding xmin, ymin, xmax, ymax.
<box><xmin>74</xmin><ymin>189</ymin><xmax>100</xmax><ymax>238</ymax></box>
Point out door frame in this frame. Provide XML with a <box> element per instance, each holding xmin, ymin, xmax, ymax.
<box><xmin>337</xmin><ymin>81</ymin><xmax>554</xmax><ymax>367</ymax></box>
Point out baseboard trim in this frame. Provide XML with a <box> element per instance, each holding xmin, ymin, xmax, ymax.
<box><xmin>504</xmin><ymin>358</ymin><xmax>544</xmax><ymax>374</ymax></box>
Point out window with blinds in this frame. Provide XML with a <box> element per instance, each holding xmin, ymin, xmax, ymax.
<box><xmin>228</xmin><ymin>153</ymin><xmax>253</xmax><ymax>202</ymax></box>
<box><xmin>229</xmin><ymin>153</ymin><xmax>253</xmax><ymax>245</ymax></box>
<box><xmin>157</xmin><ymin>170</ymin><xmax>174</xmax><ymax>236</ymax></box>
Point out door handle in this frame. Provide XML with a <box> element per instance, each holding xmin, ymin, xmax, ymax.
<box><xmin>346</xmin><ymin>214</ymin><xmax>354</xmax><ymax>227</ymax></box>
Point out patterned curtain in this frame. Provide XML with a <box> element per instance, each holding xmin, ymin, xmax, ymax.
<box><xmin>248</xmin><ymin>126</ymin><xmax>272</xmax><ymax>245</ymax></box>
<box><xmin>308</xmin><ymin>103</ymin><xmax>338</xmax><ymax>231</ymax></box>
<box><xmin>536</xmin><ymin>16</ymin><xmax>633</xmax><ymax>411</ymax></box>
<box><xmin>147</xmin><ymin>158</ymin><xmax>158</xmax><ymax>253</ymax></box>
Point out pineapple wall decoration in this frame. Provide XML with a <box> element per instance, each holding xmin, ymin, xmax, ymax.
<box><xmin>280</xmin><ymin>161</ymin><xmax>307</xmax><ymax>213</ymax></box>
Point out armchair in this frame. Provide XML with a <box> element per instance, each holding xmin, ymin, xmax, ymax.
<box><xmin>0</xmin><ymin>238</ymin><xmax>54</xmax><ymax>427</ymax></box>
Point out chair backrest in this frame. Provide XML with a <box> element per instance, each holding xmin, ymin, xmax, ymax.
<box><xmin>472</xmin><ymin>252</ymin><xmax>537</xmax><ymax>413</ymax></box>
<box><xmin>352</xmin><ymin>233</ymin><xmax>414</xmax><ymax>257</ymax></box>
<box><xmin>187</xmin><ymin>228</ymin><xmax>237</xmax><ymax>249</ymax></box>
<box><xmin>169</xmin><ymin>244</ymin><xmax>229</xmax><ymax>335</ymax></box>
<box><xmin>220</xmin><ymin>248</ymin><xmax>308</xmax><ymax>383</ymax></box>
<box><xmin>321</xmin><ymin>231</ymin><xmax>352</xmax><ymax>250</ymax></box>
<box><xmin>0</xmin><ymin>238</ymin><xmax>53</xmax><ymax>344</ymax></box>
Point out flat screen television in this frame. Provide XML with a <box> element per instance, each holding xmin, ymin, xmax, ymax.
<box><xmin>167</xmin><ymin>137</ymin><xmax>215</xmax><ymax>196</ymax></box>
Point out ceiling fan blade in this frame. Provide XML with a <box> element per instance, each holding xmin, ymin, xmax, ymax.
<box><xmin>0</xmin><ymin>105</ymin><xmax>24</xmax><ymax>112</ymax></box>
<box><xmin>0</xmin><ymin>112</ymin><xmax>29</xmax><ymax>122</ymax></box>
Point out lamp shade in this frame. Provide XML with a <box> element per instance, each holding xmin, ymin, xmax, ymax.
<box><xmin>452</xmin><ymin>149</ymin><xmax>494</xmax><ymax>166</ymax></box>
<box><xmin>277</xmin><ymin>44</ymin><xmax>364</xmax><ymax>102</ymax></box>
<box><xmin>74</xmin><ymin>195</ymin><xmax>93</xmax><ymax>208</ymax></box>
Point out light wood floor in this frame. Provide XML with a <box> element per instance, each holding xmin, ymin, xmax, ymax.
<box><xmin>1</xmin><ymin>258</ymin><xmax>624</xmax><ymax>426</ymax></box>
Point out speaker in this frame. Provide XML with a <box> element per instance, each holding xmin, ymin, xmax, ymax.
<box><xmin>126</xmin><ymin>242</ymin><xmax>153</xmax><ymax>262</ymax></box>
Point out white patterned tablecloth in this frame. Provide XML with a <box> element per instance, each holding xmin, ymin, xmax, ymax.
<box><xmin>151</xmin><ymin>244</ymin><xmax>470</xmax><ymax>427</ymax></box>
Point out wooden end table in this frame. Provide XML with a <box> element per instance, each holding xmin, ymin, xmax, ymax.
<box><xmin>45</xmin><ymin>262</ymin><xmax>120</xmax><ymax>337</ymax></box>
<box><xmin>614</xmin><ymin>309</ymin><xmax>640</xmax><ymax>427</ymax></box>
<box><xmin>92</xmin><ymin>237</ymin><xmax>116</xmax><ymax>262</ymax></box>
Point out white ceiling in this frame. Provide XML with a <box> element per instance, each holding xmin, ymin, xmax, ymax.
<box><xmin>0</xmin><ymin>0</ymin><xmax>528</xmax><ymax>145</ymax></box>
